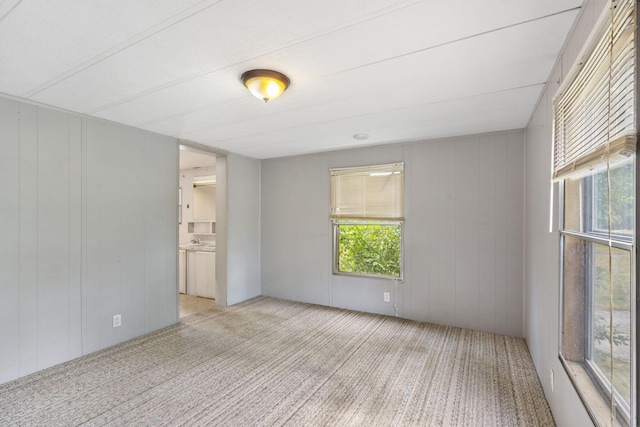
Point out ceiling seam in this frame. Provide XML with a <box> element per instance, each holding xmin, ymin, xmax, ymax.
<box><xmin>136</xmin><ymin>51</ymin><xmax>553</xmax><ymax>130</ymax></box>
<box><xmin>0</xmin><ymin>0</ymin><xmax>23</xmax><ymax>24</ymax></box>
<box><xmin>178</xmin><ymin>82</ymin><xmax>546</xmax><ymax>144</ymax></box>
<box><xmin>76</xmin><ymin>0</ymin><xmax>426</xmax><ymax>115</ymax></box>
<box><xmin>20</xmin><ymin>0</ymin><xmax>226</xmax><ymax>99</ymax></box>
<box><xmin>86</xmin><ymin>4</ymin><xmax>577</xmax><ymax>118</ymax></box>
<box><xmin>317</xmin><ymin>7</ymin><xmax>582</xmax><ymax>79</ymax></box>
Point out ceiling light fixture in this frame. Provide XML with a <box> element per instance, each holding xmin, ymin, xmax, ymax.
<box><xmin>241</xmin><ymin>69</ymin><xmax>290</xmax><ymax>103</ymax></box>
<box><xmin>353</xmin><ymin>133</ymin><xmax>369</xmax><ymax>140</ymax></box>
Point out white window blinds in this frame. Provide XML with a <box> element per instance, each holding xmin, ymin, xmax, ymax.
<box><xmin>553</xmin><ymin>0</ymin><xmax>636</xmax><ymax>180</ymax></box>
<box><xmin>330</xmin><ymin>163</ymin><xmax>404</xmax><ymax>221</ymax></box>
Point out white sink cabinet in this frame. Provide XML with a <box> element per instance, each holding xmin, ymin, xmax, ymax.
<box><xmin>186</xmin><ymin>250</ymin><xmax>215</xmax><ymax>299</ymax></box>
<box><xmin>179</xmin><ymin>249</ymin><xmax>186</xmax><ymax>294</ymax></box>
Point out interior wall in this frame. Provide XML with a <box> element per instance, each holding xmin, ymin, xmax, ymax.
<box><xmin>261</xmin><ymin>130</ymin><xmax>524</xmax><ymax>337</ymax></box>
<box><xmin>523</xmin><ymin>0</ymin><xmax>605</xmax><ymax>425</ymax></box>
<box><xmin>215</xmin><ymin>153</ymin><xmax>261</xmax><ymax>307</ymax></box>
<box><xmin>0</xmin><ymin>95</ymin><xmax>178</xmax><ymax>384</ymax></box>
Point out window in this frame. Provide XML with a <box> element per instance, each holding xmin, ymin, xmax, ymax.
<box><xmin>330</xmin><ymin>163</ymin><xmax>404</xmax><ymax>279</ymax></box>
<box><xmin>555</xmin><ymin>0</ymin><xmax>636</xmax><ymax>425</ymax></box>
<box><xmin>561</xmin><ymin>162</ymin><xmax>634</xmax><ymax>424</ymax></box>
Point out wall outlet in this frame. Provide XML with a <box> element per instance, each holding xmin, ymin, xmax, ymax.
<box><xmin>113</xmin><ymin>314</ymin><xmax>122</xmax><ymax>328</ymax></box>
<box><xmin>550</xmin><ymin>368</ymin><xmax>554</xmax><ymax>392</ymax></box>
<box><xmin>383</xmin><ymin>292</ymin><xmax>390</xmax><ymax>303</ymax></box>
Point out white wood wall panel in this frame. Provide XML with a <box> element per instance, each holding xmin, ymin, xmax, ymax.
<box><xmin>476</xmin><ymin>134</ymin><xmax>497</xmax><ymax>333</ymax></box>
<box><xmin>157</xmin><ymin>133</ymin><xmax>179</xmax><ymax>327</ymax></box>
<box><xmin>454</xmin><ymin>137</ymin><xmax>480</xmax><ymax>331</ymax></box>
<box><xmin>261</xmin><ymin>130</ymin><xmax>524</xmax><ymax>336</ymax></box>
<box><xmin>18</xmin><ymin>103</ymin><xmax>39</xmax><ymax>376</ymax></box>
<box><xmin>225</xmin><ymin>154</ymin><xmax>260</xmax><ymax>306</ymax></box>
<box><xmin>120</xmin><ymin>129</ymin><xmax>147</xmax><ymax>340</ymax></box>
<box><xmin>82</xmin><ymin>119</ymin><xmax>123</xmax><ymax>353</ymax></box>
<box><xmin>505</xmin><ymin>137</ymin><xmax>524</xmax><ymax>336</ymax></box>
<box><xmin>143</xmin><ymin>137</ymin><xmax>162</xmax><ymax>328</ymax></box>
<box><xmin>0</xmin><ymin>98</ymin><xmax>21</xmax><ymax>383</ymax></box>
<box><xmin>68</xmin><ymin>114</ymin><xmax>83</xmax><ymax>360</ymax></box>
<box><xmin>37</xmin><ymin>108</ymin><xmax>81</xmax><ymax>368</ymax></box>
<box><xmin>0</xmin><ymin>95</ymin><xmax>178</xmax><ymax>384</ymax></box>
<box><xmin>261</xmin><ymin>154</ymin><xmax>331</xmax><ymax>305</ymax></box>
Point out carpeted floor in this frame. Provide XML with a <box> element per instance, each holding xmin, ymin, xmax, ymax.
<box><xmin>0</xmin><ymin>297</ymin><xmax>555</xmax><ymax>426</ymax></box>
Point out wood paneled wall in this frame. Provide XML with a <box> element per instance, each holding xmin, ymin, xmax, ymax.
<box><xmin>0</xmin><ymin>97</ymin><xmax>178</xmax><ymax>383</ymax></box>
<box><xmin>261</xmin><ymin>130</ymin><xmax>524</xmax><ymax>337</ymax></box>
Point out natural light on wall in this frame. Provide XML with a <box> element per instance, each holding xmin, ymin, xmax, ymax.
<box><xmin>554</xmin><ymin>0</ymin><xmax>636</xmax><ymax>425</ymax></box>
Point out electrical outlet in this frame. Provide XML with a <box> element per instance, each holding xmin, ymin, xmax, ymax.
<box><xmin>113</xmin><ymin>314</ymin><xmax>122</xmax><ymax>328</ymax></box>
<box><xmin>550</xmin><ymin>368</ymin><xmax>554</xmax><ymax>392</ymax></box>
<box><xmin>383</xmin><ymin>292</ymin><xmax>390</xmax><ymax>303</ymax></box>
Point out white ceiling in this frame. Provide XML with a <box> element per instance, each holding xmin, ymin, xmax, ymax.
<box><xmin>0</xmin><ymin>0</ymin><xmax>582</xmax><ymax>159</ymax></box>
<box><xmin>179</xmin><ymin>146</ymin><xmax>216</xmax><ymax>169</ymax></box>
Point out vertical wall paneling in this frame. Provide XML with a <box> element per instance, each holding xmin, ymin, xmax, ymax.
<box><xmin>158</xmin><ymin>135</ymin><xmax>178</xmax><ymax>327</ymax></box>
<box><xmin>476</xmin><ymin>134</ymin><xmax>497</xmax><ymax>333</ymax></box>
<box><xmin>215</xmin><ymin>156</ymin><xmax>228</xmax><ymax>306</ymax></box>
<box><xmin>18</xmin><ymin>103</ymin><xmax>38</xmax><ymax>376</ymax></box>
<box><xmin>82</xmin><ymin>120</ymin><xmax>178</xmax><ymax>353</ymax></box>
<box><xmin>437</xmin><ymin>141</ymin><xmax>457</xmax><ymax>327</ymax></box>
<box><xmin>454</xmin><ymin>136</ymin><xmax>480</xmax><ymax>331</ymax></box>
<box><xmin>0</xmin><ymin>95</ymin><xmax>180</xmax><ymax>383</ymax></box>
<box><xmin>120</xmin><ymin>127</ymin><xmax>146</xmax><ymax>340</ymax></box>
<box><xmin>67</xmin><ymin>115</ymin><xmax>82</xmax><ymax>359</ymax></box>
<box><xmin>0</xmin><ymin>98</ymin><xmax>21</xmax><ymax>382</ymax></box>
<box><xmin>226</xmin><ymin>154</ymin><xmax>260</xmax><ymax>306</ymax></box>
<box><xmin>37</xmin><ymin>108</ymin><xmax>73</xmax><ymax>368</ymax></box>
<box><xmin>82</xmin><ymin>119</ymin><xmax>123</xmax><ymax>353</ymax></box>
<box><xmin>143</xmin><ymin>135</ymin><xmax>161</xmax><ymax>329</ymax></box>
<box><xmin>505</xmin><ymin>135</ymin><xmax>524</xmax><ymax>336</ymax></box>
<box><xmin>261</xmin><ymin>154</ymin><xmax>331</xmax><ymax>305</ymax></box>
<box><xmin>493</xmin><ymin>135</ymin><xmax>509</xmax><ymax>333</ymax></box>
<box><xmin>424</xmin><ymin>141</ymin><xmax>442</xmax><ymax>322</ymax></box>
<box><xmin>261</xmin><ymin>131</ymin><xmax>525</xmax><ymax>336</ymax></box>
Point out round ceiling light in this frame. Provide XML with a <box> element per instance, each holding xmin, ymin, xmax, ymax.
<box><xmin>241</xmin><ymin>69</ymin><xmax>290</xmax><ymax>103</ymax></box>
<box><xmin>353</xmin><ymin>133</ymin><xmax>370</xmax><ymax>140</ymax></box>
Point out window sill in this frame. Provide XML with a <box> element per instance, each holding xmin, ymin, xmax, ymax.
<box><xmin>561</xmin><ymin>357</ymin><xmax>626</xmax><ymax>427</ymax></box>
<box><xmin>333</xmin><ymin>271</ymin><xmax>403</xmax><ymax>281</ymax></box>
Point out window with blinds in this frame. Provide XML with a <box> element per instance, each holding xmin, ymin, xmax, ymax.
<box><xmin>330</xmin><ymin>163</ymin><xmax>404</xmax><ymax>220</ymax></box>
<box><xmin>555</xmin><ymin>0</ymin><xmax>636</xmax><ymax>425</ymax></box>
<box><xmin>330</xmin><ymin>163</ymin><xmax>404</xmax><ymax>279</ymax></box>
<box><xmin>553</xmin><ymin>0</ymin><xmax>636</xmax><ymax>180</ymax></box>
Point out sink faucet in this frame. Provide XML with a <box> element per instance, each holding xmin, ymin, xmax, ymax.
<box><xmin>190</xmin><ymin>238</ymin><xmax>200</xmax><ymax>244</ymax></box>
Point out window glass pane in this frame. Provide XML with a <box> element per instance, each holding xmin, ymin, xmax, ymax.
<box><xmin>337</xmin><ymin>223</ymin><xmax>401</xmax><ymax>278</ymax></box>
<box><xmin>590</xmin><ymin>244</ymin><xmax>632</xmax><ymax>408</ymax></box>
<box><xmin>563</xmin><ymin>161</ymin><xmax>634</xmax><ymax>239</ymax></box>
<box><xmin>562</xmin><ymin>235</ymin><xmax>633</xmax><ymax>419</ymax></box>
<box><xmin>597</xmin><ymin>161</ymin><xmax>634</xmax><ymax>238</ymax></box>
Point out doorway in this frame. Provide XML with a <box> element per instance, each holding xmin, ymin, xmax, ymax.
<box><xmin>178</xmin><ymin>144</ymin><xmax>218</xmax><ymax>318</ymax></box>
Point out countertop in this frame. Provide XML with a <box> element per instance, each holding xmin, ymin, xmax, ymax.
<box><xmin>179</xmin><ymin>244</ymin><xmax>216</xmax><ymax>252</ymax></box>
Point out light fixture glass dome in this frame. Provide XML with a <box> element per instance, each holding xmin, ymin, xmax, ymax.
<box><xmin>241</xmin><ymin>69</ymin><xmax>290</xmax><ymax>103</ymax></box>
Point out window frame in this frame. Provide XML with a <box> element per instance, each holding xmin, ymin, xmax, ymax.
<box><xmin>330</xmin><ymin>162</ymin><xmax>405</xmax><ymax>280</ymax></box>
<box><xmin>553</xmin><ymin>0</ymin><xmax>637</xmax><ymax>423</ymax></box>
<box><xmin>558</xmin><ymin>163</ymin><xmax>636</xmax><ymax>426</ymax></box>
<box><xmin>332</xmin><ymin>219</ymin><xmax>404</xmax><ymax>280</ymax></box>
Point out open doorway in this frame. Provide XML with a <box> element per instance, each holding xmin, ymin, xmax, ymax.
<box><xmin>178</xmin><ymin>145</ymin><xmax>217</xmax><ymax>318</ymax></box>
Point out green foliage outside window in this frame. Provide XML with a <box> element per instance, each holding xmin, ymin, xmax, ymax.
<box><xmin>337</xmin><ymin>223</ymin><xmax>401</xmax><ymax>278</ymax></box>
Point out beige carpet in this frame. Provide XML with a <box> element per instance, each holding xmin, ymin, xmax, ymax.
<box><xmin>0</xmin><ymin>297</ymin><xmax>554</xmax><ymax>426</ymax></box>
